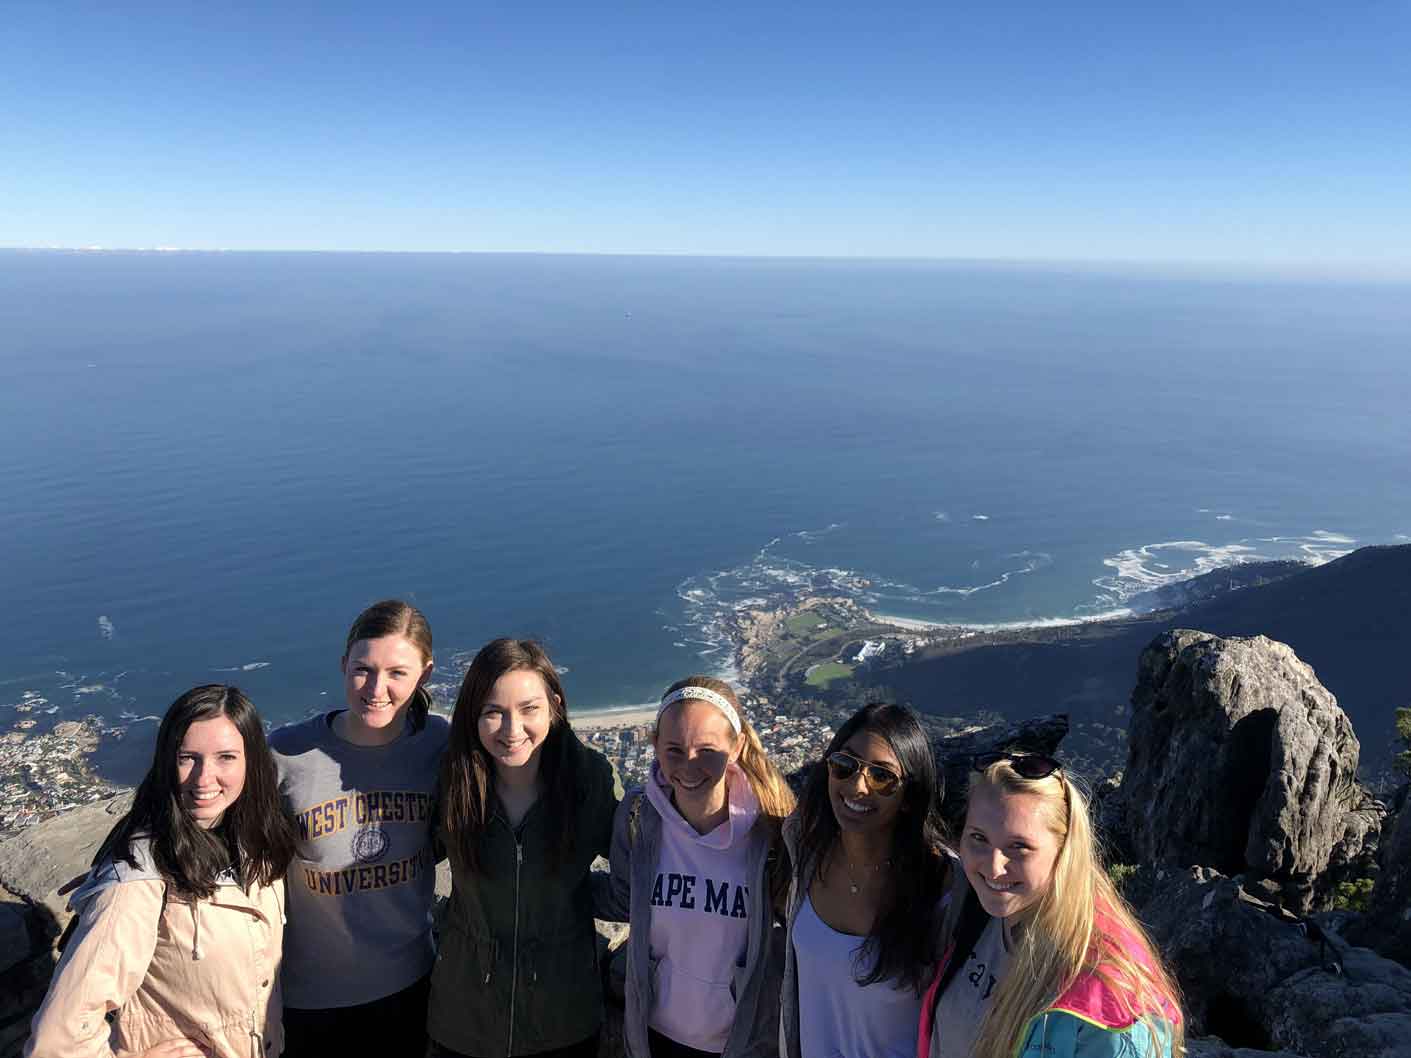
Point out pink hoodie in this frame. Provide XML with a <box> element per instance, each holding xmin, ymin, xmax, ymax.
<box><xmin>644</xmin><ymin>762</ymin><xmax>764</xmax><ymax>1053</ymax></box>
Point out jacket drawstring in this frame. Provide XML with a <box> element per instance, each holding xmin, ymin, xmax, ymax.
<box><xmin>190</xmin><ymin>900</ymin><xmax>204</xmax><ymax>961</ymax></box>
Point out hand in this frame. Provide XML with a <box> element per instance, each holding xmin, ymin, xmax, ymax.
<box><xmin>138</xmin><ymin>1038</ymin><xmax>209</xmax><ymax>1058</ymax></box>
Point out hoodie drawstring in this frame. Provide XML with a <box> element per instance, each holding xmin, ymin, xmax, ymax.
<box><xmin>190</xmin><ymin>900</ymin><xmax>204</xmax><ymax>961</ymax></box>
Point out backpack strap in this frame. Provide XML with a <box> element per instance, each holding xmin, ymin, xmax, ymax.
<box><xmin>626</xmin><ymin>791</ymin><xmax>646</xmax><ymax>848</ymax></box>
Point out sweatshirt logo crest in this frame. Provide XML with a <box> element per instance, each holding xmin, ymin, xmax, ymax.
<box><xmin>352</xmin><ymin>823</ymin><xmax>390</xmax><ymax>864</ymax></box>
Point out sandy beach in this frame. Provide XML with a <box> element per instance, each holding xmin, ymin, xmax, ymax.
<box><xmin>571</xmin><ymin>705</ymin><xmax>658</xmax><ymax>732</ymax></box>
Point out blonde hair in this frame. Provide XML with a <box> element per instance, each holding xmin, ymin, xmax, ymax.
<box><xmin>655</xmin><ymin>676</ymin><xmax>796</xmax><ymax>824</ymax></box>
<box><xmin>968</xmin><ymin>762</ymin><xmax>1183</xmax><ymax>1058</ymax></box>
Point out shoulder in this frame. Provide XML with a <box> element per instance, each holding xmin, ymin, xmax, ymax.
<box><xmin>420</xmin><ymin>712</ymin><xmax>451</xmax><ymax>742</ymax></box>
<box><xmin>1050</xmin><ymin>926</ymin><xmax>1179</xmax><ymax>1035</ymax></box>
<box><xmin>570</xmin><ymin>736</ymin><xmax>615</xmax><ymax>787</ymax></box>
<box><xmin>70</xmin><ymin>844</ymin><xmax>167</xmax><ymax>917</ymax></box>
<box><xmin>267</xmin><ymin>714</ymin><xmax>327</xmax><ymax>756</ymax></box>
<box><xmin>781</xmin><ymin>808</ymin><xmax>802</xmax><ymax>852</ymax></box>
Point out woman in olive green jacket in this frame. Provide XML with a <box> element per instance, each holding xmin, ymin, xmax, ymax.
<box><xmin>429</xmin><ymin>638</ymin><xmax>621</xmax><ymax>1058</ymax></box>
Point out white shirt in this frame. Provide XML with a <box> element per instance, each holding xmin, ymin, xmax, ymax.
<box><xmin>792</xmin><ymin>892</ymin><xmax>922</xmax><ymax>1058</ymax></box>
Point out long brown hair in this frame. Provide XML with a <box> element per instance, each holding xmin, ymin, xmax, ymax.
<box><xmin>440</xmin><ymin>638</ymin><xmax>580</xmax><ymax>873</ymax></box>
<box><xmin>343</xmin><ymin>599</ymin><xmax>434</xmax><ymax>731</ymax></box>
<box><xmin>967</xmin><ymin>762</ymin><xmax>1184</xmax><ymax>1058</ymax></box>
<box><xmin>795</xmin><ymin>702</ymin><xmax>948</xmax><ymax>991</ymax></box>
<box><xmin>99</xmin><ymin>685</ymin><xmax>299</xmax><ymax>898</ymax></box>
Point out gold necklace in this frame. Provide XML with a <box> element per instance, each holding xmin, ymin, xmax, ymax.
<box><xmin>842</xmin><ymin>852</ymin><xmax>892</xmax><ymax>895</ymax></box>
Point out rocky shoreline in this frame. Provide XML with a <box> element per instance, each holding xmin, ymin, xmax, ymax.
<box><xmin>0</xmin><ymin>716</ymin><xmax>123</xmax><ymax>838</ymax></box>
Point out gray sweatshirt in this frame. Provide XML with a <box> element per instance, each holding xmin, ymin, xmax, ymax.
<box><xmin>270</xmin><ymin>711</ymin><xmax>449</xmax><ymax>1009</ymax></box>
<box><xmin>609</xmin><ymin>778</ymin><xmax>785</xmax><ymax>1058</ymax></box>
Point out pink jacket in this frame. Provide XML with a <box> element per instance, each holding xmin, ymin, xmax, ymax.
<box><xmin>25</xmin><ymin>844</ymin><xmax>285</xmax><ymax>1058</ymax></box>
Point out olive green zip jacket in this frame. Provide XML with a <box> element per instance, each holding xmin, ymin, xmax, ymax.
<box><xmin>428</xmin><ymin>737</ymin><xmax>621</xmax><ymax>1057</ymax></box>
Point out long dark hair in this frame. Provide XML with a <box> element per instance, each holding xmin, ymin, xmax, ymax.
<box><xmin>440</xmin><ymin>638</ymin><xmax>581</xmax><ymax>874</ymax></box>
<box><xmin>796</xmin><ymin>702</ymin><xmax>949</xmax><ymax>992</ymax></box>
<box><xmin>97</xmin><ymin>685</ymin><xmax>298</xmax><ymax>899</ymax></box>
<box><xmin>344</xmin><ymin>599</ymin><xmax>434</xmax><ymax>731</ymax></box>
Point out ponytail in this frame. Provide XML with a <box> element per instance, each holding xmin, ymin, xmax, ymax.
<box><xmin>735</xmin><ymin>718</ymin><xmax>795</xmax><ymax>823</ymax></box>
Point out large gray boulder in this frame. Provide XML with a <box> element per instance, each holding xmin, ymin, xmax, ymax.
<box><xmin>0</xmin><ymin>792</ymin><xmax>133</xmax><ymax>930</ymax></box>
<box><xmin>1119</xmin><ymin>630</ymin><xmax>1373</xmax><ymax>911</ymax></box>
<box><xmin>1183</xmin><ymin>1039</ymin><xmax>1304</xmax><ymax>1058</ymax></box>
<box><xmin>1265</xmin><ymin>944</ymin><xmax>1411</xmax><ymax>1058</ymax></box>
<box><xmin>1136</xmin><ymin>867</ymin><xmax>1411</xmax><ymax>1057</ymax></box>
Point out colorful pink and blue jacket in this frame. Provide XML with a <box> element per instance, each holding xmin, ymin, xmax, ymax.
<box><xmin>917</xmin><ymin>912</ymin><xmax>1180</xmax><ymax>1058</ymax></box>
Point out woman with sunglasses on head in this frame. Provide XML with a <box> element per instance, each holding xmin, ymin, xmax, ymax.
<box><xmin>26</xmin><ymin>685</ymin><xmax>298</xmax><ymax>1058</ymax></box>
<box><xmin>270</xmin><ymin>600</ymin><xmax>449</xmax><ymax>1058</ymax></box>
<box><xmin>780</xmin><ymin>703</ymin><xmax>965</xmax><ymax>1058</ymax></box>
<box><xmin>429</xmin><ymin>638</ymin><xmax>622</xmax><ymax>1058</ymax></box>
<box><xmin>917</xmin><ymin>753</ymin><xmax>1182</xmax><ymax>1058</ymax></box>
<box><xmin>608</xmin><ymin>676</ymin><xmax>796</xmax><ymax>1058</ymax></box>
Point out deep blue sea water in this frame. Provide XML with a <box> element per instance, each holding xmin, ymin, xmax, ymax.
<box><xmin>3</xmin><ymin>250</ymin><xmax>1409</xmax><ymax>780</ymax></box>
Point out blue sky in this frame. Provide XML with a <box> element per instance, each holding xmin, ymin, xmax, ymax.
<box><xmin>2</xmin><ymin>1</ymin><xmax>1409</xmax><ymax>270</ymax></box>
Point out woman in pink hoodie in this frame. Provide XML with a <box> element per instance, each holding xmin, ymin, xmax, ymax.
<box><xmin>25</xmin><ymin>685</ymin><xmax>299</xmax><ymax>1058</ymax></box>
<box><xmin>608</xmin><ymin>676</ymin><xmax>795</xmax><ymax>1058</ymax></box>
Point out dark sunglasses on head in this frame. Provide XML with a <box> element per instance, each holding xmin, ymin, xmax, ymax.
<box><xmin>971</xmin><ymin>751</ymin><xmax>1062</xmax><ymax>780</ymax></box>
<box><xmin>826</xmin><ymin>751</ymin><xmax>905</xmax><ymax>796</ymax></box>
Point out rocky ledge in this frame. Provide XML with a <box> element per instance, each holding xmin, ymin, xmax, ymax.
<box><xmin>3</xmin><ymin>630</ymin><xmax>1410</xmax><ymax>1057</ymax></box>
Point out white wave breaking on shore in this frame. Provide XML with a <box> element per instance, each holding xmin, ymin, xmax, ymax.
<box><xmin>1093</xmin><ymin>530</ymin><xmax>1356</xmax><ymax>606</ymax></box>
<box><xmin>671</xmin><ymin>522</ymin><xmax>1372</xmax><ymax>656</ymax></box>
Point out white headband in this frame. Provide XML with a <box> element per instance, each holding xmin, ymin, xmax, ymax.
<box><xmin>657</xmin><ymin>686</ymin><xmax>742</xmax><ymax>735</ymax></box>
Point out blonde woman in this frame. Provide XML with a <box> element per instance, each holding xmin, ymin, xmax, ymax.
<box><xmin>919</xmin><ymin>753</ymin><xmax>1183</xmax><ymax>1058</ymax></box>
<box><xmin>608</xmin><ymin>677</ymin><xmax>795</xmax><ymax>1058</ymax></box>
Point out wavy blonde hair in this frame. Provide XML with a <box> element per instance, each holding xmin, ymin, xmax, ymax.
<box><xmin>654</xmin><ymin>676</ymin><xmax>796</xmax><ymax>824</ymax></box>
<box><xmin>968</xmin><ymin>761</ymin><xmax>1184</xmax><ymax>1058</ymax></box>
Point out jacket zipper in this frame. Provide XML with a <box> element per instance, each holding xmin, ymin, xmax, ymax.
<box><xmin>507</xmin><ymin>836</ymin><xmax>523</xmax><ymax>1058</ymax></box>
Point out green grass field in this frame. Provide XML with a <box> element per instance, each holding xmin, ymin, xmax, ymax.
<box><xmin>786</xmin><ymin>612</ymin><xmax>828</xmax><ymax>635</ymax></box>
<box><xmin>804</xmin><ymin>662</ymin><xmax>855</xmax><ymax>688</ymax></box>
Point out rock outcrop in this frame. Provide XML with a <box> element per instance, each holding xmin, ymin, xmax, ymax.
<box><xmin>1118</xmin><ymin>630</ymin><xmax>1376</xmax><ymax>911</ymax></box>
<box><xmin>1351</xmin><ymin>796</ymin><xmax>1411</xmax><ymax>966</ymax></box>
<box><xmin>0</xmin><ymin>794</ymin><xmax>135</xmax><ymax>1057</ymax></box>
<box><xmin>1136</xmin><ymin>867</ymin><xmax>1411</xmax><ymax>1057</ymax></box>
<box><xmin>932</xmin><ymin>712</ymin><xmax>1069</xmax><ymax>824</ymax></box>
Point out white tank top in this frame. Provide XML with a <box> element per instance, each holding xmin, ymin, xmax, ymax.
<box><xmin>792</xmin><ymin>892</ymin><xmax>922</xmax><ymax>1058</ymax></box>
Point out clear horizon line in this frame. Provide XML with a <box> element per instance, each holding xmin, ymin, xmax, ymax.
<box><xmin>3</xmin><ymin>244</ymin><xmax>1409</xmax><ymax>281</ymax></box>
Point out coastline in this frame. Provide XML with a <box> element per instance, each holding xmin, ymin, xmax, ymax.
<box><xmin>570</xmin><ymin>705</ymin><xmax>659</xmax><ymax>732</ymax></box>
<box><xmin>0</xmin><ymin>553</ymin><xmax>1378</xmax><ymax>840</ymax></box>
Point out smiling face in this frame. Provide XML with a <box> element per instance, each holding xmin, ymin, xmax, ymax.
<box><xmin>960</xmin><ymin>782</ymin><xmax>1063</xmax><ymax>920</ymax></box>
<box><xmin>655</xmin><ymin>699</ymin><xmax>742</xmax><ymax>818</ymax></box>
<box><xmin>827</xmin><ymin>728</ymin><xmax>906</xmax><ymax>836</ymax></box>
<box><xmin>176</xmin><ymin>715</ymin><xmax>246</xmax><ymax>829</ymax></box>
<box><xmin>477</xmin><ymin>668</ymin><xmax>556</xmax><ymax>773</ymax></box>
<box><xmin>341</xmin><ymin>635</ymin><xmax>432</xmax><ymax>744</ymax></box>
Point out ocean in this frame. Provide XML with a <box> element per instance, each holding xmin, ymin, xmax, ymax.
<box><xmin>3</xmin><ymin>250</ymin><xmax>1409</xmax><ymax>783</ymax></box>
